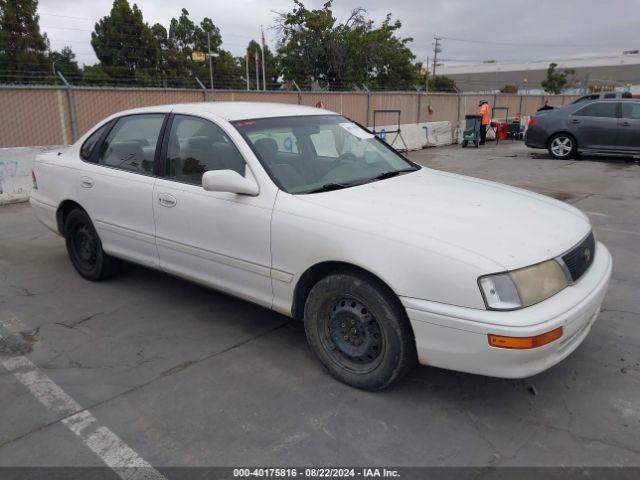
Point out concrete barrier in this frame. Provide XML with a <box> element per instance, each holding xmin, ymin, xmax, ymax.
<box><xmin>0</xmin><ymin>146</ymin><xmax>62</xmax><ymax>205</ymax></box>
<box><xmin>419</xmin><ymin>121</ymin><xmax>452</xmax><ymax>147</ymax></box>
<box><xmin>375</xmin><ymin>121</ymin><xmax>452</xmax><ymax>150</ymax></box>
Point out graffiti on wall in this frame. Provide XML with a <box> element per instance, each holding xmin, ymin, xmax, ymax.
<box><xmin>0</xmin><ymin>155</ymin><xmax>33</xmax><ymax>204</ymax></box>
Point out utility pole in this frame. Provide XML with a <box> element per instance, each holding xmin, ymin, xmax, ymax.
<box><xmin>245</xmin><ymin>53</ymin><xmax>250</xmax><ymax>91</ymax></box>
<box><xmin>260</xmin><ymin>26</ymin><xmax>267</xmax><ymax>91</ymax></box>
<box><xmin>255</xmin><ymin>49</ymin><xmax>260</xmax><ymax>91</ymax></box>
<box><xmin>425</xmin><ymin>56</ymin><xmax>429</xmax><ymax>93</ymax></box>
<box><xmin>432</xmin><ymin>36</ymin><xmax>441</xmax><ymax>78</ymax></box>
<box><xmin>207</xmin><ymin>32</ymin><xmax>214</xmax><ymax>89</ymax></box>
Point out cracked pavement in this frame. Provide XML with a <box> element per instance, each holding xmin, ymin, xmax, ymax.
<box><xmin>0</xmin><ymin>142</ymin><xmax>639</xmax><ymax>467</ymax></box>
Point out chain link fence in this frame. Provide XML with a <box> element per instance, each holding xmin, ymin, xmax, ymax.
<box><xmin>0</xmin><ymin>84</ymin><xmax>579</xmax><ymax>148</ymax></box>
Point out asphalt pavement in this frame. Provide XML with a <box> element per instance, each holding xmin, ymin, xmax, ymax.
<box><xmin>0</xmin><ymin>142</ymin><xmax>638</xmax><ymax>469</ymax></box>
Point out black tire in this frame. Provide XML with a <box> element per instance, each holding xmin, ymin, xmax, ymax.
<box><xmin>462</xmin><ymin>140</ymin><xmax>468</xmax><ymax>148</ymax></box>
<box><xmin>303</xmin><ymin>271</ymin><xmax>417</xmax><ymax>390</ymax></box>
<box><xmin>474</xmin><ymin>139</ymin><xmax>480</xmax><ymax>148</ymax></box>
<box><xmin>64</xmin><ymin>209</ymin><xmax>120</xmax><ymax>281</ymax></box>
<box><xmin>548</xmin><ymin>133</ymin><xmax>577</xmax><ymax>159</ymax></box>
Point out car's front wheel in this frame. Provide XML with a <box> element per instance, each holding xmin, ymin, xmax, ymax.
<box><xmin>304</xmin><ymin>271</ymin><xmax>417</xmax><ymax>390</ymax></box>
<box><xmin>64</xmin><ymin>209</ymin><xmax>120</xmax><ymax>281</ymax></box>
<box><xmin>548</xmin><ymin>133</ymin><xmax>577</xmax><ymax>159</ymax></box>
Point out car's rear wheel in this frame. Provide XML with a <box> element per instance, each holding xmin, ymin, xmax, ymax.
<box><xmin>64</xmin><ymin>209</ymin><xmax>120</xmax><ymax>281</ymax></box>
<box><xmin>303</xmin><ymin>271</ymin><xmax>416</xmax><ymax>390</ymax></box>
<box><xmin>548</xmin><ymin>133</ymin><xmax>577</xmax><ymax>159</ymax></box>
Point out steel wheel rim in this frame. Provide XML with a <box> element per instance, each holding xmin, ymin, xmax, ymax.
<box><xmin>551</xmin><ymin>136</ymin><xmax>572</xmax><ymax>157</ymax></box>
<box><xmin>72</xmin><ymin>224</ymin><xmax>97</xmax><ymax>267</ymax></box>
<box><xmin>320</xmin><ymin>297</ymin><xmax>384</xmax><ymax>373</ymax></box>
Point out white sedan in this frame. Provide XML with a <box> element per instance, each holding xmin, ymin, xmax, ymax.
<box><xmin>30</xmin><ymin>102</ymin><xmax>612</xmax><ymax>390</ymax></box>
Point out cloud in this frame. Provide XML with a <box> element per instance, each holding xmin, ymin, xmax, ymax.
<box><xmin>39</xmin><ymin>0</ymin><xmax>639</xmax><ymax>68</ymax></box>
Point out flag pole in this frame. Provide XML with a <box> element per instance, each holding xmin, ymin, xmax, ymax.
<box><xmin>260</xmin><ymin>26</ymin><xmax>267</xmax><ymax>91</ymax></box>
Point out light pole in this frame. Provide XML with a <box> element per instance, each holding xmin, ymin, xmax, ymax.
<box><xmin>245</xmin><ymin>54</ymin><xmax>250</xmax><ymax>91</ymax></box>
<box><xmin>255</xmin><ymin>49</ymin><xmax>260</xmax><ymax>91</ymax></box>
<box><xmin>260</xmin><ymin>26</ymin><xmax>267</xmax><ymax>91</ymax></box>
<box><xmin>207</xmin><ymin>32</ymin><xmax>214</xmax><ymax>89</ymax></box>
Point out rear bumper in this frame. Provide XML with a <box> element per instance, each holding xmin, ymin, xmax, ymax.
<box><xmin>524</xmin><ymin>127</ymin><xmax>548</xmax><ymax>149</ymax></box>
<box><xmin>30</xmin><ymin>195</ymin><xmax>59</xmax><ymax>235</ymax></box>
<box><xmin>402</xmin><ymin>242</ymin><xmax>612</xmax><ymax>378</ymax></box>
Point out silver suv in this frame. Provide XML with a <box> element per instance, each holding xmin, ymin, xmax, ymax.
<box><xmin>571</xmin><ymin>91</ymin><xmax>633</xmax><ymax>105</ymax></box>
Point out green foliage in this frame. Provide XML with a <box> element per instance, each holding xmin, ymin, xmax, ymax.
<box><xmin>428</xmin><ymin>76</ymin><xmax>457</xmax><ymax>92</ymax></box>
<box><xmin>90</xmin><ymin>0</ymin><xmax>159</xmax><ymax>85</ymax></box>
<box><xmin>49</xmin><ymin>46</ymin><xmax>80</xmax><ymax>77</ymax></box>
<box><xmin>541</xmin><ymin>63</ymin><xmax>575</xmax><ymax>94</ymax></box>
<box><xmin>0</xmin><ymin>0</ymin><xmax>49</xmax><ymax>81</ymax></box>
<box><xmin>500</xmin><ymin>84</ymin><xmax>518</xmax><ymax>94</ymax></box>
<box><xmin>276</xmin><ymin>1</ymin><xmax>421</xmax><ymax>90</ymax></box>
<box><xmin>241</xmin><ymin>39</ymin><xmax>279</xmax><ymax>90</ymax></box>
<box><xmin>88</xmin><ymin>3</ymin><xmax>241</xmax><ymax>88</ymax></box>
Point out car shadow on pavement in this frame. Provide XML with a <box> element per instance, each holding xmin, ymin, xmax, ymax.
<box><xmin>529</xmin><ymin>152</ymin><xmax>640</xmax><ymax>165</ymax></box>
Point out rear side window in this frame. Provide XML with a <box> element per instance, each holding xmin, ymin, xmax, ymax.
<box><xmin>574</xmin><ymin>102</ymin><xmax>618</xmax><ymax>118</ymax></box>
<box><xmin>621</xmin><ymin>103</ymin><xmax>640</xmax><ymax>119</ymax></box>
<box><xmin>96</xmin><ymin>114</ymin><xmax>165</xmax><ymax>174</ymax></box>
<box><xmin>80</xmin><ymin>123</ymin><xmax>109</xmax><ymax>161</ymax></box>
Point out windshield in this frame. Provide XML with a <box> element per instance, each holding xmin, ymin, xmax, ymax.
<box><xmin>232</xmin><ymin>115</ymin><xmax>418</xmax><ymax>194</ymax></box>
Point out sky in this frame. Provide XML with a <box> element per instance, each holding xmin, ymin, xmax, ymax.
<box><xmin>38</xmin><ymin>0</ymin><xmax>640</xmax><ymax>68</ymax></box>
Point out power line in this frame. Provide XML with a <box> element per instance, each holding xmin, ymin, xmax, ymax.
<box><xmin>439</xmin><ymin>35</ymin><xmax>626</xmax><ymax>49</ymax></box>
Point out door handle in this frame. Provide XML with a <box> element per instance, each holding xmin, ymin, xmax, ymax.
<box><xmin>570</xmin><ymin>119</ymin><xmax>580</xmax><ymax>124</ymax></box>
<box><xmin>158</xmin><ymin>193</ymin><xmax>177</xmax><ymax>208</ymax></box>
<box><xmin>80</xmin><ymin>176</ymin><xmax>94</xmax><ymax>188</ymax></box>
<box><xmin>621</xmin><ymin>121</ymin><xmax>631</xmax><ymax>127</ymax></box>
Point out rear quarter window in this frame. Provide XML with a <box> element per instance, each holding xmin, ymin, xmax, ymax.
<box><xmin>80</xmin><ymin>123</ymin><xmax>110</xmax><ymax>161</ymax></box>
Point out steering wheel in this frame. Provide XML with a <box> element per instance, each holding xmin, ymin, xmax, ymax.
<box><xmin>329</xmin><ymin>152</ymin><xmax>358</xmax><ymax>170</ymax></box>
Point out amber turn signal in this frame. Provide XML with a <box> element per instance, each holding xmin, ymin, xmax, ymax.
<box><xmin>488</xmin><ymin>327</ymin><xmax>563</xmax><ymax>349</ymax></box>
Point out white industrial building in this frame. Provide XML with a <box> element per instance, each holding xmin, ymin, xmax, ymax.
<box><xmin>441</xmin><ymin>52</ymin><xmax>640</xmax><ymax>93</ymax></box>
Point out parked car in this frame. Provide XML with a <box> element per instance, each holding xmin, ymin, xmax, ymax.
<box><xmin>525</xmin><ymin>99</ymin><xmax>640</xmax><ymax>159</ymax></box>
<box><xmin>30</xmin><ymin>102</ymin><xmax>612</xmax><ymax>390</ymax></box>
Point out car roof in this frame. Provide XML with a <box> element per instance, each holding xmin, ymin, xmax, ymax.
<box><xmin>108</xmin><ymin>102</ymin><xmax>337</xmax><ymax>122</ymax></box>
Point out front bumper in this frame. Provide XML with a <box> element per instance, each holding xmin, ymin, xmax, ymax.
<box><xmin>402</xmin><ymin>242</ymin><xmax>612</xmax><ymax>378</ymax></box>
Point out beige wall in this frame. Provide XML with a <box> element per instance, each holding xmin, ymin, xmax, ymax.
<box><xmin>0</xmin><ymin>86</ymin><xmax>579</xmax><ymax>148</ymax></box>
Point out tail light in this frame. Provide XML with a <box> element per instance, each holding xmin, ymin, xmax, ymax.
<box><xmin>31</xmin><ymin>170</ymin><xmax>38</xmax><ymax>190</ymax></box>
<box><xmin>528</xmin><ymin>117</ymin><xmax>538</xmax><ymax>127</ymax></box>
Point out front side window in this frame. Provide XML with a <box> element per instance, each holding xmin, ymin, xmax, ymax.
<box><xmin>80</xmin><ymin>123</ymin><xmax>109</xmax><ymax>161</ymax></box>
<box><xmin>621</xmin><ymin>102</ymin><xmax>640</xmax><ymax>119</ymax></box>
<box><xmin>165</xmin><ymin>115</ymin><xmax>246</xmax><ymax>185</ymax></box>
<box><xmin>233</xmin><ymin>115</ymin><xmax>418</xmax><ymax>194</ymax></box>
<box><xmin>97</xmin><ymin>114</ymin><xmax>165</xmax><ymax>174</ymax></box>
<box><xmin>574</xmin><ymin>102</ymin><xmax>618</xmax><ymax>118</ymax></box>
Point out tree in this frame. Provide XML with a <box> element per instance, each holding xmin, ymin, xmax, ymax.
<box><xmin>541</xmin><ymin>63</ymin><xmax>575</xmax><ymax>94</ymax></box>
<box><xmin>500</xmin><ymin>84</ymin><xmax>518</xmax><ymax>94</ymax></box>
<box><xmin>167</xmin><ymin>8</ymin><xmax>241</xmax><ymax>88</ymax></box>
<box><xmin>50</xmin><ymin>46</ymin><xmax>80</xmax><ymax>78</ymax></box>
<box><xmin>428</xmin><ymin>76</ymin><xmax>457</xmax><ymax>92</ymax></box>
<box><xmin>241</xmin><ymin>39</ymin><xmax>279</xmax><ymax>90</ymax></box>
<box><xmin>90</xmin><ymin>0</ymin><xmax>160</xmax><ymax>85</ymax></box>
<box><xmin>0</xmin><ymin>0</ymin><xmax>49</xmax><ymax>82</ymax></box>
<box><xmin>275</xmin><ymin>1</ymin><xmax>421</xmax><ymax>90</ymax></box>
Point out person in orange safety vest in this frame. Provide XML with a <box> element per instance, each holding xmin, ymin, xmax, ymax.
<box><xmin>478</xmin><ymin>100</ymin><xmax>490</xmax><ymax>145</ymax></box>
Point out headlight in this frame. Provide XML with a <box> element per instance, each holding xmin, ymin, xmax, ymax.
<box><xmin>479</xmin><ymin>260</ymin><xmax>568</xmax><ymax>310</ymax></box>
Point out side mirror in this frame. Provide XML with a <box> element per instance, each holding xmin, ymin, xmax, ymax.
<box><xmin>202</xmin><ymin>170</ymin><xmax>259</xmax><ymax>196</ymax></box>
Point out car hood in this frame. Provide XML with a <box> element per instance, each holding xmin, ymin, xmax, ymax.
<box><xmin>296</xmin><ymin>168</ymin><xmax>591</xmax><ymax>271</ymax></box>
